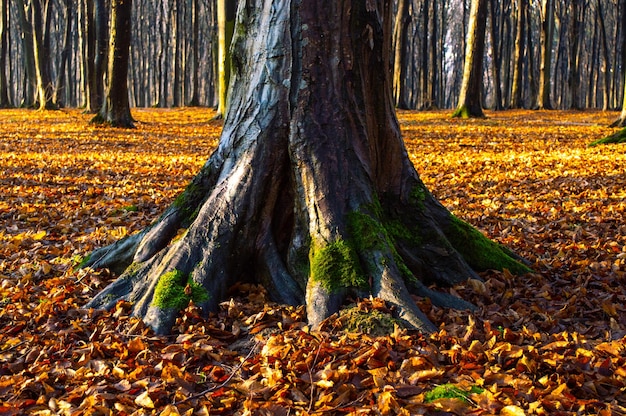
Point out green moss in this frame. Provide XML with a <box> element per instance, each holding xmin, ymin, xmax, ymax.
<box><xmin>173</xmin><ymin>182</ymin><xmax>202</xmax><ymax>226</ymax></box>
<box><xmin>347</xmin><ymin>212</ymin><xmax>388</xmax><ymax>252</ymax></box>
<box><xmin>74</xmin><ymin>253</ymin><xmax>92</xmax><ymax>270</ymax></box>
<box><xmin>152</xmin><ymin>270</ymin><xmax>210</xmax><ymax>310</ymax></box>
<box><xmin>445</xmin><ymin>215</ymin><xmax>530</xmax><ymax>274</ymax></box>
<box><xmin>589</xmin><ymin>129</ymin><xmax>626</xmax><ymax>146</ymax></box>
<box><xmin>347</xmin><ymin>211</ymin><xmax>420</xmax><ymax>287</ymax></box>
<box><xmin>309</xmin><ymin>240</ymin><xmax>367</xmax><ymax>292</ymax></box>
<box><xmin>123</xmin><ymin>205</ymin><xmax>138</xmax><ymax>212</ymax></box>
<box><xmin>424</xmin><ymin>384</ymin><xmax>484</xmax><ymax>403</ymax></box>
<box><xmin>339</xmin><ymin>306</ymin><xmax>401</xmax><ymax>336</ymax></box>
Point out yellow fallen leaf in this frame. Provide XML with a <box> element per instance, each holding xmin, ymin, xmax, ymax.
<box><xmin>135</xmin><ymin>391</ymin><xmax>155</xmax><ymax>409</ymax></box>
<box><xmin>501</xmin><ymin>405</ymin><xmax>526</xmax><ymax>416</ymax></box>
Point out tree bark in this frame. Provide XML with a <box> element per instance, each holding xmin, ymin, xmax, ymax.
<box><xmin>488</xmin><ymin>0</ymin><xmax>503</xmax><ymax>110</ymax></box>
<box><xmin>510</xmin><ymin>0</ymin><xmax>525</xmax><ymax>109</ymax></box>
<box><xmin>452</xmin><ymin>0</ymin><xmax>488</xmax><ymax>117</ymax></box>
<box><xmin>54</xmin><ymin>0</ymin><xmax>72</xmax><ymax>108</ymax></box>
<box><xmin>92</xmin><ymin>0</ymin><xmax>133</xmax><ymax>127</ymax></box>
<box><xmin>537</xmin><ymin>0</ymin><xmax>554</xmax><ymax>109</ymax></box>
<box><xmin>216</xmin><ymin>0</ymin><xmax>236</xmax><ymax>118</ymax></box>
<box><xmin>0</xmin><ymin>0</ymin><xmax>9</xmax><ymax>107</ymax></box>
<box><xmin>85</xmin><ymin>0</ymin><xmax>528</xmax><ymax>336</ymax></box>
<box><xmin>15</xmin><ymin>0</ymin><xmax>37</xmax><ymax>108</ymax></box>
<box><xmin>392</xmin><ymin>0</ymin><xmax>410</xmax><ymax>109</ymax></box>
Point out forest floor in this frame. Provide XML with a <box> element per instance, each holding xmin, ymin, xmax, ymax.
<box><xmin>0</xmin><ymin>108</ymin><xmax>624</xmax><ymax>415</ymax></box>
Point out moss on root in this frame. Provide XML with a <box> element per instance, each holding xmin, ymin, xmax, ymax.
<box><xmin>589</xmin><ymin>128</ymin><xmax>626</xmax><ymax>146</ymax></box>
<box><xmin>445</xmin><ymin>215</ymin><xmax>530</xmax><ymax>274</ymax></box>
<box><xmin>309</xmin><ymin>240</ymin><xmax>368</xmax><ymax>293</ymax></box>
<box><xmin>347</xmin><ymin>211</ymin><xmax>419</xmax><ymax>286</ymax></box>
<box><xmin>152</xmin><ymin>270</ymin><xmax>210</xmax><ymax>310</ymax></box>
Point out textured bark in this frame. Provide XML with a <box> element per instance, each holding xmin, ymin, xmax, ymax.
<box><xmin>85</xmin><ymin>0</ymin><xmax>528</xmax><ymax>335</ymax></box>
<box><xmin>92</xmin><ymin>0</ymin><xmax>133</xmax><ymax>127</ymax></box>
<box><xmin>452</xmin><ymin>0</ymin><xmax>488</xmax><ymax>118</ymax></box>
<box><xmin>537</xmin><ymin>0</ymin><xmax>554</xmax><ymax>110</ymax></box>
<box><xmin>510</xmin><ymin>0</ymin><xmax>526</xmax><ymax>109</ymax></box>
<box><xmin>0</xmin><ymin>0</ymin><xmax>9</xmax><ymax>107</ymax></box>
<box><xmin>392</xmin><ymin>0</ymin><xmax>410</xmax><ymax>109</ymax></box>
<box><xmin>215</xmin><ymin>0</ymin><xmax>237</xmax><ymax>118</ymax></box>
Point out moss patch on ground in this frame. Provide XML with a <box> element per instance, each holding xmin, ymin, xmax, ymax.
<box><xmin>338</xmin><ymin>305</ymin><xmax>401</xmax><ymax>337</ymax></box>
<box><xmin>152</xmin><ymin>269</ymin><xmax>210</xmax><ymax>310</ymax></box>
<box><xmin>445</xmin><ymin>215</ymin><xmax>530</xmax><ymax>274</ymax></box>
<box><xmin>424</xmin><ymin>383</ymin><xmax>484</xmax><ymax>403</ymax></box>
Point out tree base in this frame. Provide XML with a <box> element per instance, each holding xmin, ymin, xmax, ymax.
<box><xmin>83</xmin><ymin>0</ymin><xmax>529</xmax><ymax>336</ymax></box>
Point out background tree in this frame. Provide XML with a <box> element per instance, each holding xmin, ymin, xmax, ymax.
<box><xmin>0</xmin><ymin>0</ymin><xmax>9</xmax><ymax>107</ymax></box>
<box><xmin>83</xmin><ymin>0</ymin><xmax>528</xmax><ymax>335</ymax></box>
<box><xmin>92</xmin><ymin>0</ymin><xmax>133</xmax><ymax>127</ymax></box>
<box><xmin>537</xmin><ymin>0</ymin><xmax>554</xmax><ymax>109</ymax></box>
<box><xmin>215</xmin><ymin>0</ymin><xmax>237</xmax><ymax>118</ymax></box>
<box><xmin>31</xmin><ymin>0</ymin><xmax>55</xmax><ymax>110</ymax></box>
<box><xmin>453</xmin><ymin>0</ymin><xmax>488</xmax><ymax>117</ymax></box>
<box><xmin>509</xmin><ymin>0</ymin><xmax>526</xmax><ymax>109</ymax></box>
<box><xmin>392</xmin><ymin>0</ymin><xmax>411</xmax><ymax>109</ymax></box>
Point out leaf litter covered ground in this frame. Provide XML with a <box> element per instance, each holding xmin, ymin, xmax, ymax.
<box><xmin>0</xmin><ymin>108</ymin><xmax>625</xmax><ymax>415</ymax></box>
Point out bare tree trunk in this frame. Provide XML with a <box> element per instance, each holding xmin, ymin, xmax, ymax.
<box><xmin>596</xmin><ymin>0</ymin><xmax>611</xmax><ymax>111</ymax></box>
<box><xmin>392</xmin><ymin>0</ymin><xmax>410</xmax><ymax>109</ymax></box>
<box><xmin>538</xmin><ymin>0</ymin><xmax>554</xmax><ymax>109</ymax></box>
<box><xmin>488</xmin><ymin>0</ymin><xmax>503</xmax><ymax>110</ymax></box>
<box><xmin>216</xmin><ymin>0</ymin><xmax>236</xmax><ymax>118</ymax></box>
<box><xmin>0</xmin><ymin>0</ymin><xmax>9</xmax><ymax>107</ymax></box>
<box><xmin>54</xmin><ymin>0</ymin><xmax>72</xmax><ymax>108</ymax></box>
<box><xmin>187</xmin><ymin>0</ymin><xmax>200</xmax><ymax>106</ymax></box>
<box><xmin>452</xmin><ymin>0</ymin><xmax>488</xmax><ymax>117</ymax></box>
<box><xmin>15</xmin><ymin>0</ymin><xmax>37</xmax><ymax>107</ymax></box>
<box><xmin>84</xmin><ymin>0</ymin><xmax>528</xmax><ymax>335</ymax></box>
<box><xmin>569</xmin><ymin>0</ymin><xmax>583</xmax><ymax>110</ymax></box>
<box><xmin>510</xmin><ymin>0</ymin><xmax>525</xmax><ymax>109</ymax></box>
<box><xmin>92</xmin><ymin>0</ymin><xmax>133</xmax><ymax>127</ymax></box>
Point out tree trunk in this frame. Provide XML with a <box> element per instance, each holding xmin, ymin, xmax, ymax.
<box><xmin>15</xmin><ymin>0</ymin><xmax>37</xmax><ymax>108</ymax></box>
<box><xmin>85</xmin><ymin>0</ymin><xmax>528</xmax><ymax>336</ymax></box>
<box><xmin>392</xmin><ymin>0</ymin><xmax>410</xmax><ymax>109</ymax></box>
<box><xmin>0</xmin><ymin>0</ymin><xmax>9</xmax><ymax>107</ymax></box>
<box><xmin>216</xmin><ymin>0</ymin><xmax>236</xmax><ymax>118</ymax></box>
<box><xmin>488</xmin><ymin>0</ymin><xmax>503</xmax><ymax>110</ymax></box>
<box><xmin>92</xmin><ymin>0</ymin><xmax>133</xmax><ymax>127</ymax></box>
<box><xmin>54</xmin><ymin>0</ymin><xmax>72</xmax><ymax>108</ymax></box>
<box><xmin>187</xmin><ymin>0</ymin><xmax>200</xmax><ymax>106</ymax></box>
<box><xmin>537</xmin><ymin>0</ymin><xmax>554</xmax><ymax>109</ymax></box>
<box><xmin>510</xmin><ymin>0</ymin><xmax>525</xmax><ymax>109</ymax></box>
<box><xmin>453</xmin><ymin>0</ymin><xmax>488</xmax><ymax>117</ymax></box>
<box><xmin>569</xmin><ymin>0</ymin><xmax>583</xmax><ymax>110</ymax></box>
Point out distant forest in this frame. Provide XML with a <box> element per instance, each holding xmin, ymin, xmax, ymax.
<box><xmin>0</xmin><ymin>0</ymin><xmax>623</xmax><ymax>111</ymax></box>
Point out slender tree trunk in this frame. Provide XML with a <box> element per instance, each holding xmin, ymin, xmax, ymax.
<box><xmin>92</xmin><ymin>0</ymin><xmax>133</xmax><ymax>127</ymax></box>
<box><xmin>0</xmin><ymin>0</ymin><xmax>9</xmax><ymax>107</ymax></box>
<box><xmin>84</xmin><ymin>0</ymin><xmax>527</xmax><ymax>335</ymax></box>
<box><xmin>596</xmin><ymin>0</ymin><xmax>611</xmax><ymax>111</ymax></box>
<box><xmin>538</xmin><ymin>0</ymin><xmax>554</xmax><ymax>109</ymax></box>
<box><xmin>54</xmin><ymin>0</ymin><xmax>72</xmax><ymax>108</ymax></box>
<box><xmin>15</xmin><ymin>0</ymin><xmax>37</xmax><ymax>107</ymax></box>
<box><xmin>569</xmin><ymin>0</ymin><xmax>583</xmax><ymax>109</ymax></box>
<box><xmin>510</xmin><ymin>0</ymin><xmax>525</xmax><ymax>109</ymax></box>
<box><xmin>453</xmin><ymin>0</ymin><xmax>488</xmax><ymax>117</ymax></box>
<box><xmin>216</xmin><ymin>0</ymin><xmax>236</xmax><ymax>118</ymax></box>
<box><xmin>93</xmin><ymin>0</ymin><xmax>108</xmax><ymax>110</ymax></box>
<box><xmin>488</xmin><ymin>0</ymin><xmax>503</xmax><ymax>110</ymax></box>
<box><xmin>392</xmin><ymin>0</ymin><xmax>410</xmax><ymax>109</ymax></box>
<box><xmin>188</xmin><ymin>0</ymin><xmax>200</xmax><ymax>106</ymax></box>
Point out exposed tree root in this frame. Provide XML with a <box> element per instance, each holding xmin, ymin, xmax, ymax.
<box><xmin>84</xmin><ymin>0</ymin><xmax>529</xmax><ymax>336</ymax></box>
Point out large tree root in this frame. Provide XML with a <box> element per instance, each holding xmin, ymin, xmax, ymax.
<box><xmin>84</xmin><ymin>0</ymin><xmax>530</xmax><ymax>335</ymax></box>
